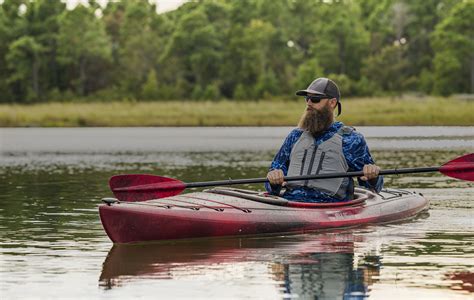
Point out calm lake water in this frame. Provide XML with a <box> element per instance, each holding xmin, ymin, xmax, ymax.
<box><xmin>1</xmin><ymin>127</ymin><xmax>473</xmax><ymax>299</ymax></box>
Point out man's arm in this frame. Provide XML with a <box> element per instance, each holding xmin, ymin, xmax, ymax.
<box><xmin>343</xmin><ymin>132</ymin><xmax>384</xmax><ymax>192</ymax></box>
<box><xmin>265</xmin><ymin>129</ymin><xmax>303</xmax><ymax>195</ymax></box>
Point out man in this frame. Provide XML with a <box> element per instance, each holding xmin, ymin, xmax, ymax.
<box><xmin>266</xmin><ymin>77</ymin><xmax>383</xmax><ymax>202</ymax></box>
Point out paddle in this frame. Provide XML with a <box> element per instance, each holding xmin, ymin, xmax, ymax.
<box><xmin>110</xmin><ymin>153</ymin><xmax>474</xmax><ymax>202</ymax></box>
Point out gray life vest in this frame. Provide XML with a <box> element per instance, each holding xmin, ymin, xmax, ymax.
<box><xmin>286</xmin><ymin>126</ymin><xmax>354</xmax><ymax>199</ymax></box>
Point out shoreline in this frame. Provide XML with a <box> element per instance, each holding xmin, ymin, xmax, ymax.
<box><xmin>1</xmin><ymin>97</ymin><xmax>473</xmax><ymax>127</ymax></box>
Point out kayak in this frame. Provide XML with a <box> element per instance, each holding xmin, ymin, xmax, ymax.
<box><xmin>99</xmin><ymin>187</ymin><xmax>429</xmax><ymax>244</ymax></box>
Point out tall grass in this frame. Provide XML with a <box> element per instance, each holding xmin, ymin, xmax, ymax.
<box><xmin>0</xmin><ymin>97</ymin><xmax>472</xmax><ymax>127</ymax></box>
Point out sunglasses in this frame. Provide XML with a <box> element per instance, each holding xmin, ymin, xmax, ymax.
<box><xmin>304</xmin><ymin>95</ymin><xmax>329</xmax><ymax>103</ymax></box>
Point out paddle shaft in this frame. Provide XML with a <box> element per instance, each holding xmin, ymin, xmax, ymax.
<box><xmin>110</xmin><ymin>153</ymin><xmax>472</xmax><ymax>201</ymax></box>
<box><xmin>183</xmin><ymin>166</ymin><xmax>440</xmax><ymax>188</ymax></box>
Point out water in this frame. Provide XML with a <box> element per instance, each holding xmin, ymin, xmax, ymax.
<box><xmin>0</xmin><ymin>127</ymin><xmax>473</xmax><ymax>299</ymax></box>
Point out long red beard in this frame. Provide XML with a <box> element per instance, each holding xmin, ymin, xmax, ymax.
<box><xmin>298</xmin><ymin>104</ymin><xmax>333</xmax><ymax>137</ymax></box>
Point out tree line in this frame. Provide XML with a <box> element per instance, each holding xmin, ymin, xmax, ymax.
<box><xmin>0</xmin><ymin>0</ymin><xmax>473</xmax><ymax>103</ymax></box>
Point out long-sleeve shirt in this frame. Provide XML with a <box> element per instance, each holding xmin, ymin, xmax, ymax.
<box><xmin>265</xmin><ymin>121</ymin><xmax>383</xmax><ymax>202</ymax></box>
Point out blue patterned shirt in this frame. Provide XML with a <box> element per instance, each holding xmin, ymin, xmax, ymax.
<box><xmin>265</xmin><ymin>121</ymin><xmax>383</xmax><ymax>202</ymax></box>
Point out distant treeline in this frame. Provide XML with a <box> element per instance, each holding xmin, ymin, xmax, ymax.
<box><xmin>0</xmin><ymin>0</ymin><xmax>473</xmax><ymax>103</ymax></box>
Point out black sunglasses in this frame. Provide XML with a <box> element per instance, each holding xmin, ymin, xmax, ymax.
<box><xmin>304</xmin><ymin>95</ymin><xmax>330</xmax><ymax>103</ymax></box>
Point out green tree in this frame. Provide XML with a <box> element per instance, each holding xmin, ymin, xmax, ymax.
<box><xmin>357</xmin><ymin>0</ymin><xmax>394</xmax><ymax>53</ymax></box>
<box><xmin>220</xmin><ymin>19</ymin><xmax>276</xmax><ymax>99</ymax></box>
<box><xmin>403</xmin><ymin>1</ymin><xmax>439</xmax><ymax>81</ymax></box>
<box><xmin>57</xmin><ymin>5</ymin><xmax>112</xmax><ymax>96</ymax></box>
<box><xmin>308</xmin><ymin>1</ymin><xmax>370</xmax><ymax>80</ymax></box>
<box><xmin>0</xmin><ymin>1</ymin><xmax>28</xmax><ymax>102</ymax></box>
<box><xmin>105</xmin><ymin>1</ymin><xmax>167</xmax><ymax>97</ymax></box>
<box><xmin>1</xmin><ymin>0</ymin><xmax>472</xmax><ymax>102</ymax></box>
<box><xmin>432</xmin><ymin>0</ymin><xmax>474</xmax><ymax>95</ymax></box>
<box><xmin>161</xmin><ymin>1</ymin><xmax>228</xmax><ymax>97</ymax></box>
<box><xmin>6</xmin><ymin>36</ymin><xmax>45</xmax><ymax>102</ymax></box>
<box><xmin>362</xmin><ymin>44</ymin><xmax>410</xmax><ymax>94</ymax></box>
<box><xmin>256</xmin><ymin>0</ymin><xmax>298</xmax><ymax>95</ymax></box>
<box><xmin>19</xmin><ymin>0</ymin><xmax>66</xmax><ymax>101</ymax></box>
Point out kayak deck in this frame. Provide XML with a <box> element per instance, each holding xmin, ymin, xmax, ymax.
<box><xmin>99</xmin><ymin>187</ymin><xmax>429</xmax><ymax>243</ymax></box>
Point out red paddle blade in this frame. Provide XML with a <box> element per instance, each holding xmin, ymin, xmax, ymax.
<box><xmin>439</xmin><ymin>153</ymin><xmax>474</xmax><ymax>182</ymax></box>
<box><xmin>109</xmin><ymin>174</ymin><xmax>186</xmax><ymax>202</ymax></box>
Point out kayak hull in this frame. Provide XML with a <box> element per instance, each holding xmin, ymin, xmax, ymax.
<box><xmin>99</xmin><ymin>188</ymin><xmax>429</xmax><ymax>243</ymax></box>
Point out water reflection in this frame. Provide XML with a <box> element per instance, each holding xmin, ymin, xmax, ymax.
<box><xmin>446</xmin><ymin>271</ymin><xmax>474</xmax><ymax>293</ymax></box>
<box><xmin>274</xmin><ymin>253</ymin><xmax>381</xmax><ymax>299</ymax></box>
<box><xmin>99</xmin><ymin>231</ymin><xmax>384</xmax><ymax>299</ymax></box>
<box><xmin>1</xmin><ymin>128</ymin><xmax>473</xmax><ymax>299</ymax></box>
<box><xmin>96</xmin><ymin>211</ymin><xmax>474</xmax><ymax>299</ymax></box>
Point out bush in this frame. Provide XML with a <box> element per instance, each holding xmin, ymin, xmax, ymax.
<box><xmin>202</xmin><ymin>83</ymin><xmax>221</xmax><ymax>100</ymax></box>
<box><xmin>293</xmin><ymin>58</ymin><xmax>324</xmax><ymax>89</ymax></box>
<box><xmin>47</xmin><ymin>88</ymin><xmax>62</xmax><ymax>102</ymax></box>
<box><xmin>156</xmin><ymin>84</ymin><xmax>176</xmax><ymax>100</ymax></box>
<box><xmin>419</xmin><ymin>69</ymin><xmax>434</xmax><ymax>94</ymax></box>
<box><xmin>140</xmin><ymin>69</ymin><xmax>160</xmax><ymax>100</ymax></box>
<box><xmin>89</xmin><ymin>86</ymin><xmax>130</xmax><ymax>102</ymax></box>
<box><xmin>254</xmin><ymin>70</ymin><xmax>279</xmax><ymax>99</ymax></box>
<box><xmin>361</xmin><ymin>45</ymin><xmax>410</xmax><ymax>94</ymax></box>
<box><xmin>233</xmin><ymin>84</ymin><xmax>248</xmax><ymax>100</ymax></box>
<box><xmin>191</xmin><ymin>85</ymin><xmax>203</xmax><ymax>100</ymax></box>
<box><xmin>433</xmin><ymin>53</ymin><xmax>462</xmax><ymax>96</ymax></box>
<box><xmin>327</xmin><ymin>73</ymin><xmax>355</xmax><ymax>97</ymax></box>
<box><xmin>61</xmin><ymin>89</ymin><xmax>76</xmax><ymax>102</ymax></box>
<box><xmin>353</xmin><ymin>77</ymin><xmax>379</xmax><ymax>97</ymax></box>
<box><xmin>173</xmin><ymin>78</ymin><xmax>192</xmax><ymax>99</ymax></box>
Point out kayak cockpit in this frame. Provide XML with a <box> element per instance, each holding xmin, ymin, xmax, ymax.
<box><xmin>205</xmin><ymin>187</ymin><xmax>373</xmax><ymax>208</ymax></box>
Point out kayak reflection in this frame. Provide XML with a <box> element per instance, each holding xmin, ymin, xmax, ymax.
<box><xmin>99</xmin><ymin>230</ymin><xmax>382</xmax><ymax>299</ymax></box>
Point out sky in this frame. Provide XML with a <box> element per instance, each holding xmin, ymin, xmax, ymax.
<box><xmin>64</xmin><ymin>0</ymin><xmax>189</xmax><ymax>13</ymax></box>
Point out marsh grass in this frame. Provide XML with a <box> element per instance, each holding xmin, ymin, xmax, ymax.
<box><xmin>0</xmin><ymin>97</ymin><xmax>472</xmax><ymax>127</ymax></box>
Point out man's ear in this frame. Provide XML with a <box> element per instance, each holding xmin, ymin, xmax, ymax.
<box><xmin>330</xmin><ymin>98</ymin><xmax>338</xmax><ymax>109</ymax></box>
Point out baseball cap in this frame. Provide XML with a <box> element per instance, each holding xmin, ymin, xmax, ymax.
<box><xmin>296</xmin><ymin>77</ymin><xmax>342</xmax><ymax>115</ymax></box>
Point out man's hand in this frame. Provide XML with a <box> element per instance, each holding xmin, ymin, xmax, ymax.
<box><xmin>267</xmin><ymin>169</ymin><xmax>286</xmax><ymax>186</ymax></box>
<box><xmin>360</xmin><ymin>164</ymin><xmax>380</xmax><ymax>181</ymax></box>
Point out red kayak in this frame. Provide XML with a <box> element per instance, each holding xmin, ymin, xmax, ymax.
<box><xmin>99</xmin><ymin>187</ymin><xmax>429</xmax><ymax>244</ymax></box>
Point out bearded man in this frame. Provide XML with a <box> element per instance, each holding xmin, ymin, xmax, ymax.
<box><xmin>266</xmin><ymin>77</ymin><xmax>383</xmax><ymax>202</ymax></box>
